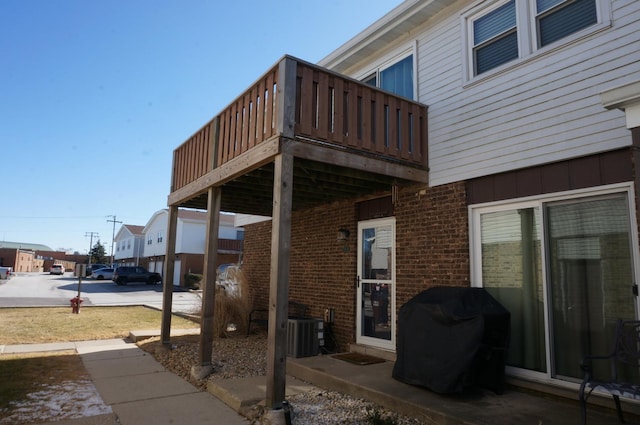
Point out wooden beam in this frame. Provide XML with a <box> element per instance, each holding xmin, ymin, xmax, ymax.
<box><xmin>277</xmin><ymin>57</ymin><xmax>297</xmax><ymax>139</ymax></box>
<box><xmin>167</xmin><ymin>137</ymin><xmax>281</xmax><ymax>207</ymax></box>
<box><xmin>161</xmin><ymin>205</ymin><xmax>178</xmax><ymax>345</ymax></box>
<box><xmin>284</xmin><ymin>138</ymin><xmax>428</xmax><ymax>183</ymax></box>
<box><xmin>265</xmin><ymin>152</ymin><xmax>293</xmax><ymax>409</ymax></box>
<box><xmin>198</xmin><ymin>187</ymin><xmax>220</xmax><ymax>370</ymax></box>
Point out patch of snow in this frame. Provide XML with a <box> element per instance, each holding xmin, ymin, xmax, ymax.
<box><xmin>0</xmin><ymin>378</ymin><xmax>111</xmax><ymax>424</ymax></box>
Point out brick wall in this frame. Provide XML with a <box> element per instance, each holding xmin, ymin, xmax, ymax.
<box><xmin>394</xmin><ymin>181</ymin><xmax>470</xmax><ymax>311</ymax></box>
<box><xmin>242</xmin><ymin>181</ymin><xmax>470</xmax><ymax>351</ymax></box>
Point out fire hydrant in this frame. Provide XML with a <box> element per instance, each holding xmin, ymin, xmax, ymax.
<box><xmin>70</xmin><ymin>296</ymin><xmax>83</xmax><ymax>314</ymax></box>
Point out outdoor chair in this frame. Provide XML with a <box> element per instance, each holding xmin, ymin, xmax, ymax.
<box><xmin>247</xmin><ymin>300</ymin><xmax>308</xmax><ymax>336</ymax></box>
<box><xmin>579</xmin><ymin>319</ymin><xmax>640</xmax><ymax>424</ymax></box>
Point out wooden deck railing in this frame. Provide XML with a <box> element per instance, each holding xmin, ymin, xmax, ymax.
<box><xmin>294</xmin><ymin>60</ymin><xmax>427</xmax><ymax>163</ymax></box>
<box><xmin>172</xmin><ymin>118</ymin><xmax>216</xmax><ymax>192</ymax></box>
<box><xmin>218</xmin><ymin>238</ymin><xmax>243</xmax><ymax>252</ymax></box>
<box><xmin>171</xmin><ymin>56</ymin><xmax>428</xmax><ymax>192</ymax></box>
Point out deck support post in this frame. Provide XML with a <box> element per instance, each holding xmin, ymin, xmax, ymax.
<box><xmin>161</xmin><ymin>205</ymin><xmax>179</xmax><ymax>345</ymax></box>
<box><xmin>265</xmin><ymin>151</ymin><xmax>293</xmax><ymax>409</ymax></box>
<box><xmin>197</xmin><ymin>186</ymin><xmax>221</xmax><ymax>372</ymax></box>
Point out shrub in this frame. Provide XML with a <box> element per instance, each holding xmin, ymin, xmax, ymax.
<box><xmin>213</xmin><ymin>267</ymin><xmax>252</xmax><ymax>337</ymax></box>
<box><xmin>193</xmin><ymin>267</ymin><xmax>253</xmax><ymax>337</ymax></box>
<box><xmin>184</xmin><ymin>273</ymin><xmax>202</xmax><ymax>290</ymax></box>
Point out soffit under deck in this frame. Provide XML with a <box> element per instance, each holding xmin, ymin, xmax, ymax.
<box><xmin>177</xmin><ymin>156</ymin><xmax>415</xmax><ymax>216</ymax></box>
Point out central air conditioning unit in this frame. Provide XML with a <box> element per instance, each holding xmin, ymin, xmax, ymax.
<box><xmin>287</xmin><ymin>318</ymin><xmax>323</xmax><ymax>358</ymax></box>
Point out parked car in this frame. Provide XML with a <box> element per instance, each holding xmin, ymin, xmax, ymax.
<box><xmin>112</xmin><ymin>266</ymin><xmax>161</xmax><ymax>285</ymax></box>
<box><xmin>85</xmin><ymin>263</ymin><xmax>109</xmax><ymax>277</ymax></box>
<box><xmin>0</xmin><ymin>267</ymin><xmax>12</xmax><ymax>280</ymax></box>
<box><xmin>91</xmin><ymin>267</ymin><xmax>114</xmax><ymax>280</ymax></box>
<box><xmin>49</xmin><ymin>264</ymin><xmax>65</xmax><ymax>275</ymax></box>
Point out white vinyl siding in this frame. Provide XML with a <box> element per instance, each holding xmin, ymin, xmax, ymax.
<box><xmin>143</xmin><ymin>213</ymin><xmax>167</xmax><ymax>258</ymax></box>
<box><xmin>176</xmin><ymin>219</ymin><xmax>206</xmax><ymax>254</ymax></box>
<box><xmin>422</xmin><ymin>0</ymin><xmax>637</xmax><ymax>187</ymax></box>
<box><xmin>337</xmin><ymin>0</ymin><xmax>635</xmax><ymax>187</ymax></box>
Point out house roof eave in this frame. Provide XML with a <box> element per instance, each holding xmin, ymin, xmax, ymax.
<box><xmin>317</xmin><ymin>0</ymin><xmax>452</xmax><ymax>74</ymax></box>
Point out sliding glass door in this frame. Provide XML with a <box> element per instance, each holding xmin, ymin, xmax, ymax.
<box><xmin>472</xmin><ymin>188</ymin><xmax>638</xmax><ymax>382</ymax></box>
<box><xmin>546</xmin><ymin>196</ymin><xmax>636</xmax><ymax>380</ymax></box>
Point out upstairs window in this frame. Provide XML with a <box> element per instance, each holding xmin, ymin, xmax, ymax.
<box><xmin>465</xmin><ymin>0</ymin><xmax>605</xmax><ymax>79</ymax></box>
<box><xmin>536</xmin><ymin>0</ymin><xmax>597</xmax><ymax>47</ymax></box>
<box><xmin>380</xmin><ymin>55</ymin><xmax>414</xmax><ymax>99</ymax></box>
<box><xmin>473</xmin><ymin>0</ymin><xmax>518</xmax><ymax>75</ymax></box>
<box><xmin>362</xmin><ymin>53</ymin><xmax>414</xmax><ymax>100</ymax></box>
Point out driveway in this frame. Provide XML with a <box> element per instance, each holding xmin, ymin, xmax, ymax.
<box><xmin>0</xmin><ymin>272</ymin><xmax>202</xmax><ymax>314</ymax></box>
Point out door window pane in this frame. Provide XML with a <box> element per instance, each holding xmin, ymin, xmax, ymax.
<box><xmin>480</xmin><ymin>208</ymin><xmax>547</xmax><ymax>372</ymax></box>
<box><xmin>360</xmin><ymin>223</ymin><xmax>393</xmax><ymax>342</ymax></box>
<box><xmin>362</xmin><ymin>225</ymin><xmax>392</xmax><ymax>279</ymax></box>
<box><xmin>476</xmin><ymin>192</ymin><xmax>638</xmax><ymax>384</ymax></box>
<box><xmin>546</xmin><ymin>195</ymin><xmax>636</xmax><ymax>380</ymax></box>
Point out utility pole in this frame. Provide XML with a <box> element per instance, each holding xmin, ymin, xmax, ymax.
<box><xmin>107</xmin><ymin>215</ymin><xmax>122</xmax><ymax>267</ymax></box>
<box><xmin>85</xmin><ymin>231</ymin><xmax>99</xmax><ymax>268</ymax></box>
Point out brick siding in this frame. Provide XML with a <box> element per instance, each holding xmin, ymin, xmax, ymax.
<box><xmin>242</xmin><ymin>181</ymin><xmax>470</xmax><ymax>351</ymax></box>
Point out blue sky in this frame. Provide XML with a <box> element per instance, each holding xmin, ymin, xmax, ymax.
<box><xmin>0</xmin><ymin>0</ymin><xmax>403</xmax><ymax>254</ymax></box>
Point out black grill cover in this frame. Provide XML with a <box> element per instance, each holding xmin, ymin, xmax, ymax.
<box><xmin>392</xmin><ymin>287</ymin><xmax>510</xmax><ymax>394</ymax></box>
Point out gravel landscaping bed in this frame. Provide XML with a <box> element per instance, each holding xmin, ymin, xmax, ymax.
<box><xmin>137</xmin><ymin>333</ymin><xmax>424</xmax><ymax>424</ymax></box>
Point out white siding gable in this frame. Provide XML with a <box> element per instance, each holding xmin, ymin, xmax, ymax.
<box><xmin>114</xmin><ymin>225</ymin><xmax>144</xmax><ymax>261</ymax></box>
<box><xmin>143</xmin><ymin>210</ymin><xmax>168</xmax><ymax>258</ymax></box>
<box><xmin>142</xmin><ymin>209</ymin><xmax>244</xmax><ymax>258</ymax></box>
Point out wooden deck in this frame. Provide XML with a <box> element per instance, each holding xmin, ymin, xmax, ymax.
<box><xmin>163</xmin><ymin>56</ymin><xmax>430</xmax><ymax>409</ymax></box>
<box><xmin>169</xmin><ymin>56</ymin><xmax>428</xmax><ymax>214</ymax></box>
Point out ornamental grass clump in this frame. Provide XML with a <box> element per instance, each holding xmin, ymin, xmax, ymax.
<box><xmin>201</xmin><ymin>266</ymin><xmax>252</xmax><ymax>338</ymax></box>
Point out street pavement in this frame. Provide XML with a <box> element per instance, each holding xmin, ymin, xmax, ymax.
<box><xmin>0</xmin><ymin>272</ymin><xmax>202</xmax><ymax>313</ymax></box>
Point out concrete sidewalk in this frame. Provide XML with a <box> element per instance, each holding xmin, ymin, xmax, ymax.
<box><xmin>2</xmin><ymin>339</ymin><xmax>250</xmax><ymax>425</ymax></box>
<box><xmin>4</xmin><ymin>337</ymin><xmax>638</xmax><ymax>425</ymax></box>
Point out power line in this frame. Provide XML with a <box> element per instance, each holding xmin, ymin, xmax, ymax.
<box><xmin>0</xmin><ymin>215</ymin><xmax>107</xmax><ymax>220</ymax></box>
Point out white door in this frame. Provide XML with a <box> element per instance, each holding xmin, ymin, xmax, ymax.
<box><xmin>356</xmin><ymin>217</ymin><xmax>395</xmax><ymax>350</ymax></box>
<box><xmin>173</xmin><ymin>260</ymin><xmax>182</xmax><ymax>286</ymax></box>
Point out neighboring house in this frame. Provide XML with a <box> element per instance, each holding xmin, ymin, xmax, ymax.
<box><xmin>162</xmin><ymin>0</ymin><xmax>640</xmax><ymax>409</ymax></box>
<box><xmin>1</xmin><ymin>243</ymin><xmax>89</xmax><ymax>273</ymax></box>
<box><xmin>0</xmin><ymin>248</ymin><xmax>35</xmax><ymax>272</ymax></box>
<box><xmin>143</xmin><ymin>209</ymin><xmax>243</xmax><ymax>286</ymax></box>
<box><xmin>113</xmin><ymin>224</ymin><xmax>145</xmax><ymax>267</ymax></box>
